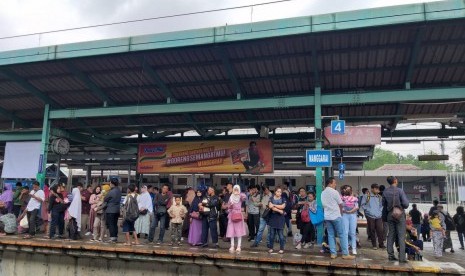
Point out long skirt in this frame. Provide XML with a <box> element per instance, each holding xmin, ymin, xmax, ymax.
<box><xmin>432</xmin><ymin>230</ymin><xmax>444</xmax><ymax>257</ymax></box>
<box><xmin>188</xmin><ymin>218</ymin><xmax>203</xmax><ymax>245</ymax></box>
<box><xmin>135</xmin><ymin>212</ymin><xmax>151</xmax><ymax>235</ymax></box>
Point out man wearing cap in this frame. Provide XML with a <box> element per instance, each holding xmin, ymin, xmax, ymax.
<box><xmin>382</xmin><ymin>176</ymin><xmax>409</xmax><ymax>262</ymax></box>
<box><xmin>361</xmin><ymin>183</ymin><xmax>385</xmax><ymax>250</ymax></box>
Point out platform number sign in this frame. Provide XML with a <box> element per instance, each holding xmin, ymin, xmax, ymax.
<box><xmin>331</xmin><ymin>120</ymin><xmax>345</xmax><ymax>135</ymax></box>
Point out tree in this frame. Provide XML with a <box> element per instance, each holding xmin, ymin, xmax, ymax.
<box><xmin>363</xmin><ymin>148</ymin><xmax>453</xmax><ymax>170</ymax></box>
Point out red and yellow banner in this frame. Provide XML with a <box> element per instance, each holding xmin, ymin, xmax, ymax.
<box><xmin>137</xmin><ymin>140</ymin><xmax>273</xmax><ymax>174</ymax></box>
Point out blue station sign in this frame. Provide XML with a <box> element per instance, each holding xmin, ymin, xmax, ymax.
<box><xmin>306</xmin><ymin>150</ymin><xmax>332</xmax><ymax>167</ymax></box>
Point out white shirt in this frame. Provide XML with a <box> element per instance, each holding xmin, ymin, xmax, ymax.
<box><xmin>321</xmin><ymin>186</ymin><xmax>342</xmax><ymax>221</ymax></box>
<box><xmin>26</xmin><ymin>189</ymin><xmax>45</xmax><ymax>211</ymax></box>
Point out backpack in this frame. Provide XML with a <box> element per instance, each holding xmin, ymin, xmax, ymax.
<box><xmin>124</xmin><ymin>194</ymin><xmax>140</xmax><ymax>222</ymax></box>
<box><xmin>458</xmin><ymin>214</ymin><xmax>465</xmax><ymax>227</ymax></box>
<box><xmin>442</xmin><ymin>212</ymin><xmax>456</xmax><ymax>231</ymax></box>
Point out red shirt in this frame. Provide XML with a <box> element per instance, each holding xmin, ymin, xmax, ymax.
<box><xmin>81</xmin><ymin>190</ymin><xmax>91</xmax><ymax>215</ymax></box>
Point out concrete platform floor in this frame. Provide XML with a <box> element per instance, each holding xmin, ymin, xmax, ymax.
<box><xmin>1</xmin><ymin>224</ymin><xmax>463</xmax><ymax>275</ymax></box>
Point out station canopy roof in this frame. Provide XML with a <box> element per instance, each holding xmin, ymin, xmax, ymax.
<box><xmin>0</xmin><ymin>0</ymin><xmax>465</xmax><ymax>171</ymax></box>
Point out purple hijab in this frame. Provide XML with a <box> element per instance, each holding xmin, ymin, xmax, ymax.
<box><xmin>0</xmin><ymin>183</ymin><xmax>13</xmax><ymax>203</ymax></box>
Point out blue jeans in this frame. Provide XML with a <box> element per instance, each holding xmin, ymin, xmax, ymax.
<box><xmin>148</xmin><ymin>212</ymin><xmax>166</xmax><ymax>242</ymax></box>
<box><xmin>268</xmin><ymin>228</ymin><xmax>285</xmax><ymax>250</ymax></box>
<box><xmin>254</xmin><ymin>217</ymin><xmax>268</xmax><ymax>246</ymax></box>
<box><xmin>342</xmin><ymin>213</ymin><xmax>357</xmax><ymax>250</ymax></box>
<box><xmin>325</xmin><ymin>217</ymin><xmax>349</xmax><ymax>256</ymax></box>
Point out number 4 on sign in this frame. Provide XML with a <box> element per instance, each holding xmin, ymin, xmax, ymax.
<box><xmin>331</xmin><ymin>120</ymin><xmax>345</xmax><ymax>135</ymax></box>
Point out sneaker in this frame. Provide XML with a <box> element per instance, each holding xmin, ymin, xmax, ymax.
<box><xmin>295</xmin><ymin>242</ymin><xmax>302</xmax><ymax>250</ymax></box>
<box><xmin>303</xmin><ymin>243</ymin><xmax>312</xmax><ymax>249</ymax></box>
<box><xmin>352</xmin><ymin>249</ymin><xmax>357</xmax><ymax>255</ymax></box>
<box><xmin>451</xmin><ymin>249</ymin><xmax>455</xmax><ymax>253</ymax></box>
<box><xmin>85</xmin><ymin>232</ymin><xmax>92</xmax><ymax>236</ymax></box>
<box><xmin>156</xmin><ymin>241</ymin><xmax>161</xmax><ymax>245</ymax></box>
<box><xmin>342</xmin><ymin>255</ymin><xmax>355</xmax><ymax>260</ymax></box>
<box><xmin>330</xmin><ymin>254</ymin><xmax>337</xmax><ymax>259</ymax></box>
<box><xmin>169</xmin><ymin>243</ymin><xmax>173</xmax><ymax>246</ymax></box>
<box><xmin>373</xmin><ymin>247</ymin><xmax>378</xmax><ymax>250</ymax></box>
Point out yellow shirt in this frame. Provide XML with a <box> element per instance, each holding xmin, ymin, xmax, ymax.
<box><xmin>430</xmin><ymin>217</ymin><xmax>442</xmax><ymax>230</ymax></box>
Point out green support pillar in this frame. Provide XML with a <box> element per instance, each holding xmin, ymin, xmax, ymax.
<box><xmin>36</xmin><ymin>104</ymin><xmax>51</xmax><ymax>188</ymax></box>
<box><xmin>314</xmin><ymin>87</ymin><xmax>324</xmax><ymax>245</ymax></box>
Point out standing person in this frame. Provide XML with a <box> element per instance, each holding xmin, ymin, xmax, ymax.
<box><xmin>121</xmin><ymin>184</ymin><xmax>139</xmax><ymax>246</ymax></box>
<box><xmin>453</xmin><ymin>206</ymin><xmax>465</xmax><ymax>250</ymax></box>
<box><xmin>40</xmin><ymin>183</ymin><xmax>50</xmax><ymax>235</ymax></box>
<box><xmin>182</xmin><ymin>187</ymin><xmax>195</xmax><ymax>239</ymax></box>
<box><xmin>13</xmin><ymin>182</ymin><xmax>23</xmax><ymax>217</ymax></box>
<box><xmin>48</xmin><ymin>184</ymin><xmax>67</xmax><ymax>239</ymax></box>
<box><xmin>68</xmin><ymin>184</ymin><xmax>83</xmax><ymax>240</ymax></box>
<box><xmin>135</xmin><ymin>185</ymin><xmax>153</xmax><ymax>239</ymax></box>
<box><xmin>382</xmin><ymin>176</ymin><xmax>410</xmax><ymax>262</ymax></box>
<box><xmin>282</xmin><ymin>182</ymin><xmax>294</xmax><ymax>237</ymax></box>
<box><xmin>0</xmin><ymin>183</ymin><xmax>14</xmax><ymax>214</ymax></box>
<box><xmin>88</xmin><ymin>186</ymin><xmax>102</xmax><ymax>236</ymax></box>
<box><xmin>429</xmin><ymin>200</ymin><xmax>439</xmax><ymax>216</ymax></box>
<box><xmin>430</xmin><ymin>210</ymin><xmax>446</xmax><ymax>258</ymax></box>
<box><xmin>149</xmin><ymin>184</ymin><xmax>172</xmax><ymax>244</ymax></box>
<box><xmin>437</xmin><ymin>204</ymin><xmax>455</xmax><ymax>253</ymax></box>
<box><xmin>23</xmin><ymin>181</ymin><xmax>44</xmax><ymax>239</ymax></box>
<box><xmin>168</xmin><ymin>195</ymin><xmax>188</xmax><ymax>246</ymax></box>
<box><xmin>421</xmin><ymin>214</ymin><xmax>431</xmax><ymax>242</ymax></box>
<box><xmin>409</xmin><ymin>204</ymin><xmax>422</xmax><ymax>237</ymax></box>
<box><xmin>200</xmin><ymin>186</ymin><xmax>219</xmax><ymax>248</ymax></box>
<box><xmin>321</xmin><ymin>177</ymin><xmax>355</xmax><ymax>260</ymax></box>
<box><xmin>81</xmin><ymin>185</ymin><xmax>92</xmax><ymax>235</ymax></box>
<box><xmin>341</xmin><ymin>185</ymin><xmax>359</xmax><ymax>255</ymax></box>
<box><xmin>226</xmin><ymin>185</ymin><xmax>247</xmax><ymax>252</ymax></box>
<box><xmin>188</xmin><ymin>190</ymin><xmax>203</xmax><ymax>246</ymax></box>
<box><xmin>359</xmin><ymin>188</ymin><xmax>371</xmax><ymax>240</ymax></box>
<box><xmin>295</xmin><ymin>187</ymin><xmax>313</xmax><ymax>249</ymax></box>
<box><xmin>90</xmin><ymin>186</ymin><xmax>105</xmax><ymax>242</ymax></box>
<box><xmin>251</xmin><ymin>185</ymin><xmax>271</xmax><ymax>248</ymax></box>
<box><xmin>246</xmin><ymin>185</ymin><xmax>260</xmax><ymax>242</ymax></box>
<box><xmin>267</xmin><ymin>187</ymin><xmax>287</xmax><ymax>254</ymax></box>
<box><xmin>165</xmin><ymin>186</ymin><xmax>173</xmax><ymax>231</ymax></box>
<box><xmin>379</xmin><ymin>185</ymin><xmax>388</xmax><ymax>241</ymax></box>
<box><xmin>220</xmin><ymin>183</ymin><xmax>233</xmax><ymax>242</ymax></box>
<box><xmin>104</xmin><ymin>178</ymin><xmax>122</xmax><ymax>243</ymax></box>
<box><xmin>361</xmin><ymin>183</ymin><xmax>385</xmax><ymax>250</ymax></box>
<box><xmin>307</xmin><ymin>192</ymin><xmax>318</xmax><ymax>245</ymax></box>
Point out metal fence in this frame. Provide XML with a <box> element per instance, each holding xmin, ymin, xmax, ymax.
<box><xmin>446</xmin><ymin>172</ymin><xmax>465</xmax><ymax>215</ymax></box>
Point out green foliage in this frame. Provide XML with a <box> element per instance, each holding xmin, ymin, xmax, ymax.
<box><xmin>363</xmin><ymin>148</ymin><xmax>453</xmax><ymax>171</ymax></box>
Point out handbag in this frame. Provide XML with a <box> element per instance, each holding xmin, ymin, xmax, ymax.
<box><xmin>391</xmin><ymin>189</ymin><xmax>404</xmax><ymax>221</ymax></box>
<box><xmin>20</xmin><ymin>216</ymin><xmax>28</xmax><ymax>228</ymax></box>
<box><xmin>261</xmin><ymin>207</ymin><xmax>271</xmax><ymax>220</ymax></box>
<box><xmin>309</xmin><ymin>206</ymin><xmax>324</xmax><ymax>225</ymax></box>
<box><xmin>191</xmin><ymin>211</ymin><xmax>200</xmax><ymax>220</ymax></box>
<box><xmin>301</xmin><ymin>207</ymin><xmax>310</xmax><ymax>223</ymax></box>
<box><xmin>140</xmin><ymin>209</ymin><xmax>148</xmax><ymax>215</ymax></box>
<box><xmin>231</xmin><ymin>212</ymin><xmax>242</xmax><ymax>222</ymax></box>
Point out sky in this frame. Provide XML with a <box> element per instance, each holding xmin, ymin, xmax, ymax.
<box><xmin>0</xmin><ymin>0</ymin><xmax>461</xmax><ymax>168</ymax></box>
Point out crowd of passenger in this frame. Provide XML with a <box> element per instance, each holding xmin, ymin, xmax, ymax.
<box><xmin>0</xmin><ymin>176</ymin><xmax>463</xmax><ymax>262</ymax></box>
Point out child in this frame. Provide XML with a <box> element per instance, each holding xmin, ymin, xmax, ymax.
<box><xmin>430</xmin><ymin>210</ymin><xmax>446</xmax><ymax>258</ymax></box>
<box><xmin>421</xmin><ymin>214</ymin><xmax>431</xmax><ymax>242</ymax></box>
<box><xmin>168</xmin><ymin>196</ymin><xmax>188</xmax><ymax>246</ymax></box>
<box><xmin>405</xmin><ymin>220</ymin><xmax>423</xmax><ymax>261</ymax></box>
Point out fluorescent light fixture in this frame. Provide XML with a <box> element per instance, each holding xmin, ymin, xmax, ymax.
<box><xmin>384</xmin><ymin>140</ymin><xmax>421</xmax><ymax>144</ymax></box>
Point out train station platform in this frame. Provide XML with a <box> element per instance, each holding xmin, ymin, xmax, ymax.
<box><xmin>0</xmin><ymin>231</ymin><xmax>463</xmax><ymax>276</ymax></box>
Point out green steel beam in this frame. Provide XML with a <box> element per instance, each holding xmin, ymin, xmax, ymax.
<box><xmin>49</xmin><ymin>88</ymin><xmax>465</xmax><ymax>119</ymax></box>
<box><xmin>0</xmin><ymin>0</ymin><xmax>463</xmax><ymax>66</ymax></box>
<box><xmin>142</xmin><ymin>60</ymin><xmax>177</xmax><ymax>103</ymax></box>
<box><xmin>218</xmin><ymin>48</ymin><xmax>242</xmax><ymax>99</ymax></box>
<box><xmin>36</xmin><ymin>104</ymin><xmax>51</xmax><ymax>186</ymax></box>
<box><xmin>314</xmin><ymin>87</ymin><xmax>324</xmax><ymax>245</ymax></box>
<box><xmin>0</xmin><ymin>107</ymin><xmax>32</xmax><ymax>128</ymax></box>
<box><xmin>404</xmin><ymin>27</ymin><xmax>425</xmax><ymax>89</ymax></box>
<box><xmin>49</xmin><ymin>128</ymin><xmax>137</xmax><ymax>153</ymax></box>
<box><xmin>0</xmin><ymin>131</ymin><xmax>42</xmax><ymax>141</ymax></box>
<box><xmin>65</xmin><ymin>61</ymin><xmax>114</xmax><ymax>106</ymax></box>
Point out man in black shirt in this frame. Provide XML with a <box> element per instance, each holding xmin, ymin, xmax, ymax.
<box><xmin>220</xmin><ymin>183</ymin><xmax>233</xmax><ymax>242</ymax></box>
<box><xmin>409</xmin><ymin>204</ymin><xmax>422</xmax><ymax>237</ymax></box>
<box><xmin>200</xmin><ymin>186</ymin><xmax>219</xmax><ymax>247</ymax></box>
<box><xmin>382</xmin><ymin>176</ymin><xmax>409</xmax><ymax>263</ymax></box>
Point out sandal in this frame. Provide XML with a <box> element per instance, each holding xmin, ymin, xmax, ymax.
<box><xmin>23</xmin><ymin>235</ymin><xmax>32</xmax><ymax>239</ymax></box>
<box><xmin>123</xmin><ymin>242</ymin><xmax>132</xmax><ymax>246</ymax></box>
<box><xmin>236</xmin><ymin>247</ymin><xmax>241</xmax><ymax>252</ymax></box>
<box><xmin>132</xmin><ymin>242</ymin><xmax>140</xmax><ymax>245</ymax></box>
<box><xmin>229</xmin><ymin>247</ymin><xmax>235</xmax><ymax>252</ymax></box>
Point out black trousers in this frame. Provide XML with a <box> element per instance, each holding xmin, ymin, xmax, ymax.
<box><xmin>106</xmin><ymin>213</ymin><xmax>119</xmax><ymax>240</ymax></box>
<box><xmin>300</xmin><ymin>221</ymin><xmax>315</xmax><ymax>243</ymax></box>
<box><xmin>27</xmin><ymin>209</ymin><xmax>39</xmax><ymax>236</ymax></box>
<box><xmin>13</xmin><ymin>205</ymin><xmax>21</xmax><ymax>218</ymax></box>
<box><xmin>49</xmin><ymin>209</ymin><xmax>64</xmax><ymax>238</ymax></box>
<box><xmin>219</xmin><ymin>213</ymin><xmax>228</xmax><ymax>238</ymax></box>
<box><xmin>247</xmin><ymin>213</ymin><xmax>260</xmax><ymax>238</ymax></box>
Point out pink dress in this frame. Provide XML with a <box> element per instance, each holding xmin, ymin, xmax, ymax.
<box><xmin>226</xmin><ymin>193</ymin><xmax>247</xmax><ymax>238</ymax></box>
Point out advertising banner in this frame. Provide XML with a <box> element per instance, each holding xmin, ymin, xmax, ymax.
<box><xmin>137</xmin><ymin>140</ymin><xmax>273</xmax><ymax>174</ymax></box>
<box><xmin>324</xmin><ymin>126</ymin><xmax>381</xmax><ymax>146</ymax></box>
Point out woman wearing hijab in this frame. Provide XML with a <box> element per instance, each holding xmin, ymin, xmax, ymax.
<box><xmin>0</xmin><ymin>183</ymin><xmax>14</xmax><ymax>214</ymax></box>
<box><xmin>188</xmin><ymin>190</ymin><xmax>203</xmax><ymax>246</ymax></box>
<box><xmin>135</xmin><ymin>185</ymin><xmax>153</xmax><ymax>239</ymax></box>
<box><xmin>68</xmin><ymin>184</ymin><xmax>83</xmax><ymax>240</ymax></box>
<box><xmin>226</xmin><ymin>185</ymin><xmax>247</xmax><ymax>252</ymax></box>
